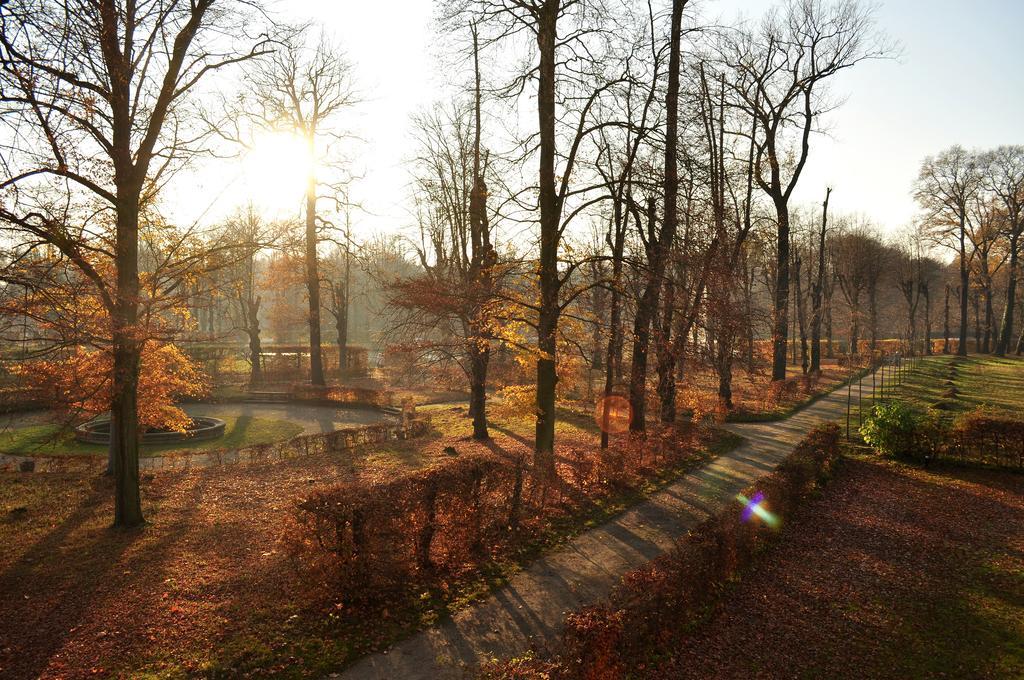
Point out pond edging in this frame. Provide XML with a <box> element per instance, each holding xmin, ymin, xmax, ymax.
<box><xmin>0</xmin><ymin>417</ymin><xmax>429</xmax><ymax>474</ymax></box>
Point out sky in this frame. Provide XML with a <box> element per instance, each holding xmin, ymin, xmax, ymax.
<box><xmin>177</xmin><ymin>0</ymin><xmax>1024</xmax><ymax>242</ymax></box>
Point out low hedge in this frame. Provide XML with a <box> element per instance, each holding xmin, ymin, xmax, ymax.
<box><xmin>287</xmin><ymin>426</ymin><xmax>707</xmax><ymax>601</ymax></box>
<box><xmin>481</xmin><ymin>423</ymin><xmax>843</xmax><ymax>680</ymax></box>
<box><xmin>860</xmin><ymin>402</ymin><xmax>1024</xmax><ymax>470</ymax></box>
<box><xmin>948</xmin><ymin>410</ymin><xmax>1024</xmax><ymax>469</ymax></box>
<box><xmin>291</xmin><ymin>451</ymin><xmax>521</xmax><ymax>591</ymax></box>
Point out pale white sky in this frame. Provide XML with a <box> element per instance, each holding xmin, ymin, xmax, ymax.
<box><xmin>176</xmin><ymin>0</ymin><xmax>1024</xmax><ymax>242</ymax></box>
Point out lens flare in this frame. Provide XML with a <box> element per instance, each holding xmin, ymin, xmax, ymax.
<box><xmin>736</xmin><ymin>491</ymin><xmax>780</xmax><ymax>529</ymax></box>
<box><xmin>240</xmin><ymin>130</ymin><xmax>315</xmax><ymax>215</ymax></box>
<box><xmin>594</xmin><ymin>395</ymin><xmax>631</xmax><ymax>434</ymax></box>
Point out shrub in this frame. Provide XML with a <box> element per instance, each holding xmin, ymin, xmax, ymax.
<box><xmin>949</xmin><ymin>408</ymin><xmax>1024</xmax><ymax>469</ymax></box>
<box><xmin>544</xmin><ymin>424</ymin><xmax>843</xmax><ymax>679</ymax></box>
<box><xmin>859</xmin><ymin>400</ymin><xmax>937</xmax><ymax>460</ymax></box>
<box><xmin>478</xmin><ymin>652</ymin><xmax>558</xmax><ymax>679</ymax></box>
<box><xmin>289</xmin><ymin>451</ymin><xmax>520</xmax><ymax>596</ymax></box>
<box><xmin>286</xmin><ymin>423</ymin><xmax>710</xmax><ymax>604</ymax></box>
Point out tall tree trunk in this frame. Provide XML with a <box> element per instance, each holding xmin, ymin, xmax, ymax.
<box><xmin>923</xmin><ymin>285</ymin><xmax>933</xmax><ymax>355</ymax></box>
<box><xmin>869</xmin><ymin>286</ymin><xmax>879</xmax><ymax>352</ymax></box>
<box><xmin>771</xmin><ymin>200</ymin><xmax>791</xmax><ymax>380</ymax></box>
<box><xmin>305</xmin><ymin>164</ymin><xmax>326</xmax><ymax>386</ymax></box>
<box><xmin>983</xmin><ymin>283</ymin><xmax>994</xmax><ymax>353</ymax></box>
<box><xmin>468</xmin><ymin>343</ymin><xmax>490</xmax><ymax>440</ymax></box>
<box><xmin>958</xmin><ymin>222</ymin><xmax>969</xmax><ymax>356</ymax></box>
<box><xmin>601</xmin><ymin>204</ymin><xmax>626</xmax><ymax>449</ymax></box>
<box><xmin>111</xmin><ymin>192</ymin><xmax>144</xmax><ymax>527</ymax></box>
<box><xmin>1016</xmin><ymin>297</ymin><xmax>1024</xmax><ymax>355</ymax></box>
<box><xmin>599</xmin><ymin>301</ymin><xmax>619</xmax><ymax>447</ymax></box>
<box><xmin>533</xmin><ymin>0</ymin><xmax>560</xmax><ymax>473</ymax></box>
<box><xmin>628</xmin><ymin>0</ymin><xmax>684</xmax><ymax>432</ymax></box>
<box><xmin>467</xmin><ymin>22</ymin><xmax>493</xmax><ymax>441</ymax></box>
<box><xmin>795</xmin><ymin>256</ymin><xmax>808</xmax><ymax>374</ymax></box>
<box><xmin>333</xmin><ymin>281</ymin><xmax>348</xmax><ymax>376</ymax></box>
<box><xmin>590</xmin><ymin>266</ymin><xmax>606</xmax><ymax>373</ymax></box>
<box><xmin>656</xmin><ymin>275</ymin><xmax>676</xmax><ymax>423</ymax></box>
<box><xmin>849</xmin><ymin>303</ymin><xmax>860</xmax><ymax>357</ymax></box>
<box><xmin>825</xmin><ymin>301</ymin><xmax>834</xmax><ymax>358</ymax></box>
<box><xmin>338</xmin><ymin>217</ymin><xmax>352</xmax><ymax>376</ymax></box>
<box><xmin>997</xmin><ymin>232</ymin><xmax>1019</xmax><ymax>356</ymax></box>
<box><xmin>629</xmin><ymin>199</ymin><xmax>662</xmax><ymax>432</ymax></box>
<box><xmin>973</xmin><ymin>289</ymin><xmax>981</xmax><ymax>353</ymax></box>
<box><xmin>908</xmin><ymin>305</ymin><xmax>917</xmax><ymax>355</ymax></box>
<box><xmin>717</xmin><ymin>339</ymin><xmax>733</xmax><ymax>410</ymax></box>
<box><xmin>791</xmin><ymin>283</ymin><xmax>798</xmax><ymax>365</ymax></box>
<box><xmin>744</xmin><ymin>265</ymin><xmax>755</xmax><ymax>371</ymax></box>
<box><xmin>943</xmin><ymin>284</ymin><xmax>951</xmax><ymax>353</ymax></box>
<box><xmin>810</xmin><ymin>188</ymin><xmax>830</xmax><ymax>373</ymax></box>
<box><xmin>247</xmin><ymin>297</ymin><xmax>263</xmax><ymax>385</ymax></box>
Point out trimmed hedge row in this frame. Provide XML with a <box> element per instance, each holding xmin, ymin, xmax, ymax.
<box><xmin>292</xmin><ymin>451</ymin><xmax>521</xmax><ymax>589</ymax></box>
<box><xmin>861</xmin><ymin>403</ymin><xmax>1024</xmax><ymax>470</ymax></box>
<box><xmin>288</xmin><ymin>426</ymin><xmax>705</xmax><ymax>599</ymax></box>
<box><xmin>480</xmin><ymin>423</ymin><xmax>843</xmax><ymax>680</ymax></box>
<box><xmin>947</xmin><ymin>410</ymin><xmax>1024</xmax><ymax>469</ymax></box>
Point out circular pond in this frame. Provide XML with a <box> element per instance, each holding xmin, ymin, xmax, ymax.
<box><xmin>74</xmin><ymin>416</ymin><xmax>227</xmax><ymax>445</ymax></box>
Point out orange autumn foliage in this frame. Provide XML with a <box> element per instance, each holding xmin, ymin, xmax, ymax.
<box><xmin>16</xmin><ymin>342</ymin><xmax>209</xmax><ymax>432</ymax></box>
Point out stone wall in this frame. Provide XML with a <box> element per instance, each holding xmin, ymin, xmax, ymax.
<box><xmin>0</xmin><ymin>418</ymin><xmax>429</xmax><ymax>474</ymax></box>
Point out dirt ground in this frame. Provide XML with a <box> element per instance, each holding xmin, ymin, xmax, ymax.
<box><xmin>0</xmin><ymin>406</ymin><xmax>708</xmax><ymax>678</ymax></box>
<box><xmin>652</xmin><ymin>456</ymin><xmax>1024</xmax><ymax>679</ymax></box>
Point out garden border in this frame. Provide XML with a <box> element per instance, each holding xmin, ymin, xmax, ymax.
<box><xmin>0</xmin><ymin>416</ymin><xmax>428</xmax><ymax>474</ymax></box>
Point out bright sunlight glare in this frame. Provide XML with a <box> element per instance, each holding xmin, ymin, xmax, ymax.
<box><xmin>239</xmin><ymin>131</ymin><xmax>315</xmax><ymax>217</ymax></box>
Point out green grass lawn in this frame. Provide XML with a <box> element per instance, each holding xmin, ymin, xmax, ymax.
<box><xmin>0</xmin><ymin>415</ymin><xmax>304</xmax><ymax>457</ymax></box>
<box><xmin>888</xmin><ymin>354</ymin><xmax>1024</xmax><ymax>421</ymax></box>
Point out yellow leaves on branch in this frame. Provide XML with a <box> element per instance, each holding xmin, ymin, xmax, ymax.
<box><xmin>16</xmin><ymin>342</ymin><xmax>209</xmax><ymax>432</ymax></box>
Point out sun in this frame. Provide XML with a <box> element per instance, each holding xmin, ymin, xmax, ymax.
<box><xmin>239</xmin><ymin>130</ymin><xmax>315</xmax><ymax>216</ymax></box>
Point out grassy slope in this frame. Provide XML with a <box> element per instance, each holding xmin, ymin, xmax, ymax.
<box><xmin>0</xmin><ymin>404</ymin><xmax>736</xmax><ymax>679</ymax></box>
<box><xmin>0</xmin><ymin>416</ymin><xmax>304</xmax><ymax>457</ymax></box>
<box><xmin>889</xmin><ymin>354</ymin><xmax>1024</xmax><ymax>421</ymax></box>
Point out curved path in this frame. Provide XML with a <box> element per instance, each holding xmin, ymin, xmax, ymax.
<box><xmin>334</xmin><ymin>373</ymin><xmax>880</xmax><ymax>680</ymax></box>
<box><xmin>0</xmin><ymin>403</ymin><xmax>385</xmax><ymax>436</ymax></box>
<box><xmin>185</xmin><ymin>402</ymin><xmax>385</xmax><ymax>434</ymax></box>
<box><xmin>0</xmin><ymin>403</ymin><xmax>391</xmax><ymax>473</ymax></box>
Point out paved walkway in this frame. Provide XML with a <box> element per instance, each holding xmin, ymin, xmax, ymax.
<box><xmin>334</xmin><ymin>373</ymin><xmax>879</xmax><ymax>679</ymax></box>
<box><xmin>185</xmin><ymin>402</ymin><xmax>385</xmax><ymax>434</ymax></box>
<box><xmin>0</xmin><ymin>404</ymin><xmax>392</xmax><ymax>473</ymax></box>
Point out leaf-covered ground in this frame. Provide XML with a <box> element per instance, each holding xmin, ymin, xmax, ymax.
<box><xmin>650</xmin><ymin>455</ymin><xmax>1024</xmax><ymax>679</ymax></box>
<box><xmin>0</xmin><ymin>406</ymin><xmax>724</xmax><ymax>678</ymax></box>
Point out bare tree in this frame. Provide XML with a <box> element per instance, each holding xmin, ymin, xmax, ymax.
<box><xmin>893</xmin><ymin>230</ymin><xmax>924</xmax><ymax>355</ymax></box>
<box><xmin>0</xmin><ymin>0</ymin><xmax>268</xmax><ymax>526</ymax></box>
<box><xmin>833</xmin><ymin>225</ymin><xmax>885</xmax><ymax>355</ymax></box>
<box><xmin>915</xmin><ymin>145</ymin><xmax>983</xmax><ymax>357</ymax></box>
<box><xmin>809</xmin><ymin>187</ymin><xmax>831</xmax><ymax>373</ymax></box>
<box><xmin>387</xmin><ymin>26</ymin><xmax>499</xmax><ymax>440</ymax></box>
<box><xmin>919</xmin><ymin>254</ymin><xmax>943</xmax><ymax>355</ymax></box>
<box><xmin>241</xmin><ymin>33</ymin><xmax>357</xmax><ymax>386</ymax></box>
<box><xmin>594</xmin><ymin>59</ymin><xmax>659</xmax><ymax>444</ymax></box>
<box><xmin>626</xmin><ymin>0</ymin><xmax>688</xmax><ymax>432</ymax></box>
<box><xmin>967</xmin><ymin>194</ymin><xmax>1007</xmax><ymax>353</ymax></box>
<box><xmin>722</xmin><ymin>0</ymin><xmax>892</xmax><ymax>380</ymax></box>
<box><xmin>982</xmin><ymin>146</ymin><xmax>1024</xmax><ymax>356</ymax></box>
<box><xmin>451</xmin><ymin>0</ymin><xmax>626</xmax><ymax>472</ymax></box>
<box><xmin>323</xmin><ymin>209</ymin><xmax>353</xmax><ymax>378</ymax></box>
<box><xmin>223</xmin><ymin>206</ymin><xmax>276</xmax><ymax>385</ymax></box>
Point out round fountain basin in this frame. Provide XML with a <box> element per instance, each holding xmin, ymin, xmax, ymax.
<box><xmin>74</xmin><ymin>417</ymin><xmax>226</xmax><ymax>445</ymax></box>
